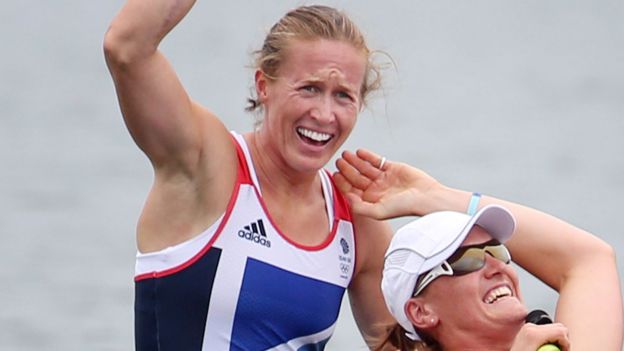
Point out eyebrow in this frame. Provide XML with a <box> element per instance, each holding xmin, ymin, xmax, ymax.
<box><xmin>303</xmin><ymin>74</ymin><xmax>359</xmax><ymax>93</ymax></box>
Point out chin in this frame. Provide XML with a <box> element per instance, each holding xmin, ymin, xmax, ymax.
<box><xmin>295</xmin><ymin>150</ymin><xmax>333</xmax><ymax>170</ymax></box>
<box><xmin>486</xmin><ymin>298</ymin><xmax>528</xmax><ymax>324</ymax></box>
<box><xmin>502</xmin><ymin>307</ymin><xmax>528</xmax><ymax>326</ymax></box>
<box><xmin>290</xmin><ymin>156</ymin><xmax>330</xmax><ymax>174</ymax></box>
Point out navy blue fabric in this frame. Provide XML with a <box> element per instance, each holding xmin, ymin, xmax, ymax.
<box><xmin>297</xmin><ymin>338</ymin><xmax>330</xmax><ymax>351</ymax></box>
<box><xmin>135</xmin><ymin>247</ymin><xmax>222</xmax><ymax>351</ymax></box>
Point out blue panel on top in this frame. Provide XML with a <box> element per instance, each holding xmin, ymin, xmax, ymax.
<box><xmin>230</xmin><ymin>258</ymin><xmax>345</xmax><ymax>351</ymax></box>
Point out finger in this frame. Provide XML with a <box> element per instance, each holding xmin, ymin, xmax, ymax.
<box><xmin>343</xmin><ymin>149</ymin><xmax>384</xmax><ymax>180</ymax></box>
<box><xmin>550</xmin><ymin>323</ymin><xmax>570</xmax><ymax>351</ymax></box>
<box><xmin>332</xmin><ymin>172</ymin><xmax>352</xmax><ymax>194</ymax></box>
<box><xmin>335</xmin><ymin>157</ymin><xmax>373</xmax><ymax>191</ymax></box>
<box><xmin>356</xmin><ymin>148</ymin><xmax>388</xmax><ymax>175</ymax></box>
<box><xmin>333</xmin><ymin>171</ymin><xmax>364</xmax><ymax>197</ymax></box>
<box><xmin>355</xmin><ymin>149</ymin><xmax>383</xmax><ymax>167</ymax></box>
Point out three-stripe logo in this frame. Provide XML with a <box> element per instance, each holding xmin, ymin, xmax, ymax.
<box><xmin>238</xmin><ymin>219</ymin><xmax>271</xmax><ymax>248</ymax></box>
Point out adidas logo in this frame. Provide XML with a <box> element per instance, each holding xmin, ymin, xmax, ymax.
<box><xmin>238</xmin><ymin>219</ymin><xmax>271</xmax><ymax>248</ymax></box>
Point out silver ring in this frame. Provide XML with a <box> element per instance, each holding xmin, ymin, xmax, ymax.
<box><xmin>378</xmin><ymin>157</ymin><xmax>387</xmax><ymax>170</ymax></box>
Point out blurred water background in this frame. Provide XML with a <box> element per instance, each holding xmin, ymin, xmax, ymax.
<box><xmin>1</xmin><ymin>1</ymin><xmax>622</xmax><ymax>350</ymax></box>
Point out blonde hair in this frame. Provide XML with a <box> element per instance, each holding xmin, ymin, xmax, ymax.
<box><xmin>246</xmin><ymin>5</ymin><xmax>383</xmax><ymax>112</ymax></box>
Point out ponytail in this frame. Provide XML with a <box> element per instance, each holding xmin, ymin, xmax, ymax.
<box><xmin>373</xmin><ymin>323</ymin><xmax>439</xmax><ymax>351</ymax></box>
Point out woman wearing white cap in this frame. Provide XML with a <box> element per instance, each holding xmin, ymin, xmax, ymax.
<box><xmin>334</xmin><ymin>149</ymin><xmax>622</xmax><ymax>351</ymax></box>
<box><xmin>381</xmin><ymin>205</ymin><xmax>569</xmax><ymax>350</ymax></box>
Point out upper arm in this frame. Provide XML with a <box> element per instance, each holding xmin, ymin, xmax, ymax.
<box><xmin>348</xmin><ymin>214</ymin><xmax>395</xmax><ymax>347</ymax></box>
<box><xmin>482</xmin><ymin>198</ymin><xmax>623</xmax><ymax>350</ymax></box>
<box><xmin>497</xmin><ymin>201</ymin><xmax>607</xmax><ymax>289</ymax></box>
<box><xmin>103</xmin><ymin>2</ymin><xmax>231</xmax><ymax>174</ymax></box>
<box><xmin>105</xmin><ymin>46</ymin><xmax>225</xmax><ymax>170</ymax></box>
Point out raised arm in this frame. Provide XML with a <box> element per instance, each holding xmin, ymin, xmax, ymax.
<box><xmin>335</xmin><ymin>149</ymin><xmax>624</xmax><ymax>351</ymax></box>
<box><xmin>103</xmin><ymin>0</ymin><xmax>233</xmax><ymax>168</ymax></box>
<box><xmin>103</xmin><ymin>1</ymin><xmax>237</xmax><ymax>251</ymax></box>
<box><xmin>481</xmin><ymin>197</ymin><xmax>622</xmax><ymax>351</ymax></box>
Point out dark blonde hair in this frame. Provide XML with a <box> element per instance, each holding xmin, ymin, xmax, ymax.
<box><xmin>247</xmin><ymin>5</ymin><xmax>383</xmax><ymax>112</ymax></box>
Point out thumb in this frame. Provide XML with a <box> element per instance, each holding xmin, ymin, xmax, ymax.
<box><xmin>346</xmin><ymin>194</ymin><xmax>386</xmax><ymax>219</ymax></box>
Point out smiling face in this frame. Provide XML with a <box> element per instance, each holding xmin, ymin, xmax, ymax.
<box><xmin>254</xmin><ymin>39</ymin><xmax>366</xmax><ymax>173</ymax></box>
<box><xmin>408</xmin><ymin>226</ymin><xmax>527</xmax><ymax>348</ymax></box>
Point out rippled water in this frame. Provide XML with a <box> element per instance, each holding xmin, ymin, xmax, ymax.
<box><xmin>1</xmin><ymin>1</ymin><xmax>622</xmax><ymax>349</ymax></box>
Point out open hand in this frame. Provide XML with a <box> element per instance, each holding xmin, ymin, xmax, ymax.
<box><xmin>333</xmin><ymin>149</ymin><xmax>440</xmax><ymax>219</ymax></box>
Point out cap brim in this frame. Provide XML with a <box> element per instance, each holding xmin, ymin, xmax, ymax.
<box><xmin>473</xmin><ymin>205</ymin><xmax>516</xmax><ymax>243</ymax></box>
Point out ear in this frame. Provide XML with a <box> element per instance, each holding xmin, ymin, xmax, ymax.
<box><xmin>254</xmin><ymin>70</ymin><xmax>268</xmax><ymax>102</ymax></box>
<box><xmin>405</xmin><ymin>297</ymin><xmax>439</xmax><ymax>330</ymax></box>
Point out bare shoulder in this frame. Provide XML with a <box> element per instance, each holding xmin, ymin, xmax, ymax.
<box><xmin>351</xmin><ymin>214</ymin><xmax>392</xmax><ymax>278</ymax></box>
<box><xmin>137</xmin><ymin>106</ymin><xmax>240</xmax><ymax>253</ymax></box>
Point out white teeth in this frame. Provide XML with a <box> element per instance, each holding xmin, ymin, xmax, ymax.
<box><xmin>297</xmin><ymin>127</ymin><xmax>331</xmax><ymax>142</ymax></box>
<box><xmin>484</xmin><ymin>286</ymin><xmax>513</xmax><ymax>304</ymax></box>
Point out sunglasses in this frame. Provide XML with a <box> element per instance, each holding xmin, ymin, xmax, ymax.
<box><xmin>412</xmin><ymin>239</ymin><xmax>511</xmax><ymax>296</ymax></box>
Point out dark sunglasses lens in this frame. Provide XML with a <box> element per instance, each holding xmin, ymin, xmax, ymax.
<box><xmin>486</xmin><ymin>245</ymin><xmax>511</xmax><ymax>263</ymax></box>
<box><xmin>449</xmin><ymin>244</ymin><xmax>510</xmax><ymax>275</ymax></box>
<box><xmin>449</xmin><ymin>248</ymin><xmax>486</xmax><ymax>274</ymax></box>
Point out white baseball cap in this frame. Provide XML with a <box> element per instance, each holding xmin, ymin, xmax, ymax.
<box><xmin>381</xmin><ymin>204</ymin><xmax>516</xmax><ymax>340</ymax></box>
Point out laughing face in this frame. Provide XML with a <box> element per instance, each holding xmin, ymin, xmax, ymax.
<box><xmin>254</xmin><ymin>39</ymin><xmax>366</xmax><ymax>173</ymax></box>
<box><xmin>409</xmin><ymin>226</ymin><xmax>527</xmax><ymax>346</ymax></box>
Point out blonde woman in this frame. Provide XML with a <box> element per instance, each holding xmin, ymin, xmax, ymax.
<box><xmin>104</xmin><ymin>3</ymin><xmax>392</xmax><ymax>350</ymax></box>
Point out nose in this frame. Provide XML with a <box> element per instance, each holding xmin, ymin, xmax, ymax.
<box><xmin>482</xmin><ymin>254</ymin><xmax>506</xmax><ymax>278</ymax></box>
<box><xmin>310</xmin><ymin>95</ymin><xmax>336</xmax><ymax>124</ymax></box>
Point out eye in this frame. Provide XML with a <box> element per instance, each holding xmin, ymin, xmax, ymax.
<box><xmin>300</xmin><ymin>85</ymin><xmax>319</xmax><ymax>93</ymax></box>
<box><xmin>336</xmin><ymin>91</ymin><xmax>354</xmax><ymax>101</ymax></box>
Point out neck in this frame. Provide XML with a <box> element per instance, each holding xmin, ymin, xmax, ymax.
<box><xmin>245</xmin><ymin>131</ymin><xmax>319</xmax><ymax>196</ymax></box>
<box><xmin>440</xmin><ymin>337</ymin><xmax>510</xmax><ymax>351</ymax></box>
<box><xmin>436</xmin><ymin>324</ymin><xmax>518</xmax><ymax>351</ymax></box>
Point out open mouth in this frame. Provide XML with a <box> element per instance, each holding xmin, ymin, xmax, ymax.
<box><xmin>297</xmin><ymin>127</ymin><xmax>332</xmax><ymax>146</ymax></box>
<box><xmin>483</xmin><ymin>285</ymin><xmax>513</xmax><ymax>304</ymax></box>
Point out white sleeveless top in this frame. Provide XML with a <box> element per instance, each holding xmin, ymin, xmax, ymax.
<box><xmin>133</xmin><ymin>132</ymin><xmax>356</xmax><ymax>351</ymax></box>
